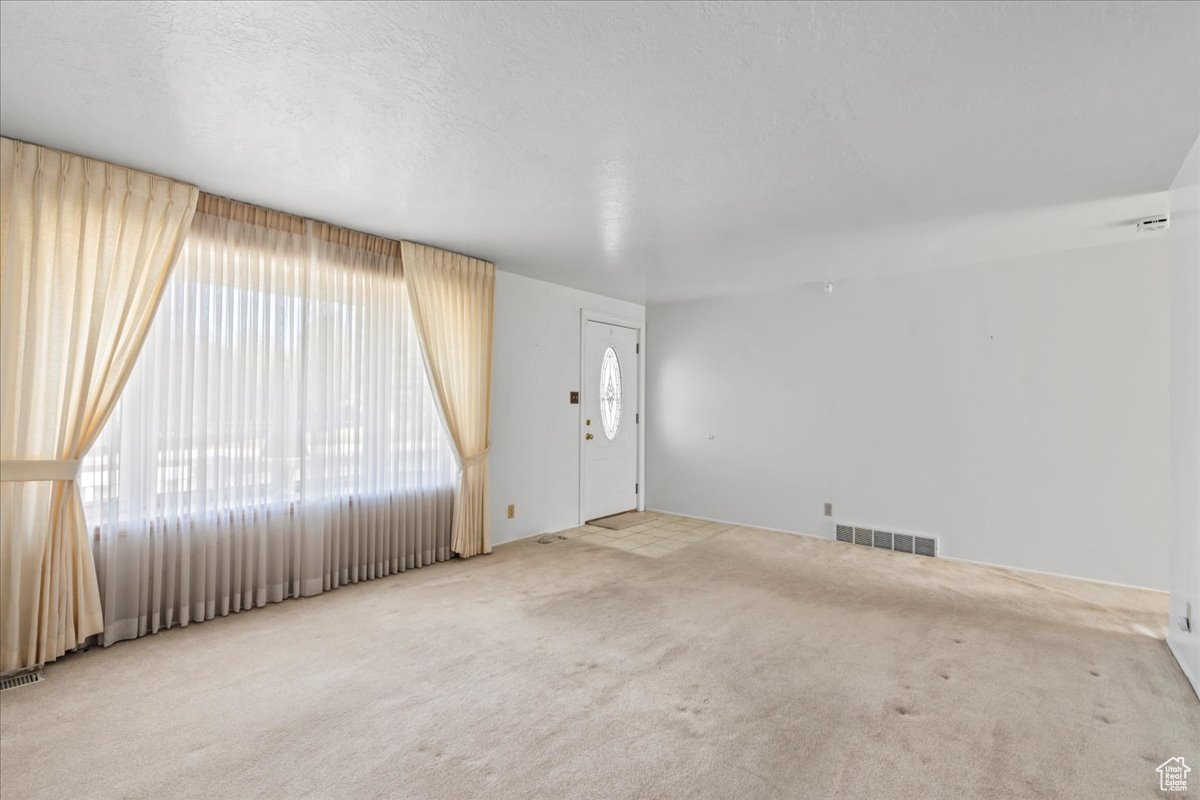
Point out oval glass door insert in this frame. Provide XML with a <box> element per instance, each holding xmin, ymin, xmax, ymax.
<box><xmin>599</xmin><ymin>346</ymin><xmax>622</xmax><ymax>440</ymax></box>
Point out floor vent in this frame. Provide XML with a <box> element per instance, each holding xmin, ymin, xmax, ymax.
<box><xmin>0</xmin><ymin>668</ymin><xmax>43</xmax><ymax>692</ymax></box>
<box><xmin>836</xmin><ymin>524</ymin><xmax>937</xmax><ymax>558</ymax></box>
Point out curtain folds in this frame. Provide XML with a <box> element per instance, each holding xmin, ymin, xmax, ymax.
<box><xmin>0</xmin><ymin>137</ymin><xmax>197</xmax><ymax>673</ymax></box>
<box><xmin>401</xmin><ymin>242</ymin><xmax>495</xmax><ymax>558</ymax></box>
<box><xmin>82</xmin><ymin>199</ymin><xmax>456</xmax><ymax>645</ymax></box>
<box><xmin>2</xmin><ymin>141</ymin><xmax>495</xmax><ymax>665</ymax></box>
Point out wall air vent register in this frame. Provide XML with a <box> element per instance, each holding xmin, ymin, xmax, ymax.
<box><xmin>835</xmin><ymin>523</ymin><xmax>937</xmax><ymax>558</ymax></box>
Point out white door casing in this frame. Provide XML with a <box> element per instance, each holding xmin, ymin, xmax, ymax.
<box><xmin>581</xmin><ymin>317</ymin><xmax>640</xmax><ymax>521</ymax></box>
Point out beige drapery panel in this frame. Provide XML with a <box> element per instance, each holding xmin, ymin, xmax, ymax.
<box><xmin>401</xmin><ymin>242</ymin><xmax>495</xmax><ymax>558</ymax></box>
<box><xmin>0</xmin><ymin>138</ymin><xmax>197</xmax><ymax>673</ymax></box>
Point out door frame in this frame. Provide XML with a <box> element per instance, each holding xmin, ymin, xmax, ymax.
<box><xmin>578</xmin><ymin>309</ymin><xmax>645</xmax><ymax>525</ymax></box>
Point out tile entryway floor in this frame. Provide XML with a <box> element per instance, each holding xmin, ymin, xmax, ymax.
<box><xmin>558</xmin><ymin>513</ymin><xmax>734</xmax><ymax>557</ymax></box>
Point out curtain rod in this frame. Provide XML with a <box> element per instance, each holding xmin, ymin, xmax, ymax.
<box><xmin>1</xmin><ymin>134</ymin><xmax>493</xmax><ymax>265</ymax></box>
<box><xmin>1</xmin><ymin>134</ymin><xmax>190</xmax><ymax>187</ymax></box>
<box><xmin>198</xmin><ymin>190</ymin><xmax>492</xmax><ymax>265</ymax></box>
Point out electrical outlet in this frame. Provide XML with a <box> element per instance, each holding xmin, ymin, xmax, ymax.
<box><xmin>824</xmin><ymin>502</ymin><xmax>833</xmax><ymax>517</ymax></box>
<box><xmin>507</xmin><ymin>504</ymin><xmax>515</xmax><ymax>519</ymax></box>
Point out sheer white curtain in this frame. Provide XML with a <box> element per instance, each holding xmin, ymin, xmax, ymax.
<box><xmin>81</xmin><ymin>199</ymin><xmax>455</xmax><ymax>645</ymax></box>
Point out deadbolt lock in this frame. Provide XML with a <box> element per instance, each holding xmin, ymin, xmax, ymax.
<box><xmin>585</xmin><ymin>419</ymin><xmax>591</xmax><ymax>425</ymax></box>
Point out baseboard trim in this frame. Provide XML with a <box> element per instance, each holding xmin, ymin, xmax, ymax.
<box><xmin>645</xmin><ymin>509</ymin><xmax>831</xmax><ymax>542</ymax></box>
<box><xmin>938</xmin><ymin>553</ymin><xmax>1167</xmax><ymax>594</ymax></box>
<box><xmin>1167</xmin><ymin>636</ymin><xmax>1200</xmax><ymax>701</ymax></box>
<box><xmin>646</xmin><ymin>508</ymin><xmax>1166</xmax><ymax>594</ymax></box>
<box><xmin>493</xmin><ymin>526</ymin><xmax>577</xmax><ymax>548</ymax></box>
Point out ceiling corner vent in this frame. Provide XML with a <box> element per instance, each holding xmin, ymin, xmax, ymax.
<box><xmin>1136</xmin><ymin>215</ymin><xmax>1169</xmax><ymax>232</ymax></box>
<box><xmin>835</xmin><ymin>523</ymin><xmax>938</xmax><ymax>559</ymax></box>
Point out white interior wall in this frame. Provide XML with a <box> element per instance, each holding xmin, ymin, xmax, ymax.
<box><xmin>646</xmin><ymin>238</ymin><xmax>1170</xmax><ymax>589</ymax></box>
<box><xmin>489</xmin><ymin>270</ymin><xmax>645</xmax><ymax>546</ymax></box>
<box><xmin>1168</xmin><ymin>135</ymin><xmax>1200</xmax><ymax>695</ymax></box>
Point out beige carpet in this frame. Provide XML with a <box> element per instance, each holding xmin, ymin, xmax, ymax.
<box><xmin>1</xmin><ymin>523</ymin><xmax>1196</xmax><ymax>800</ymax></box>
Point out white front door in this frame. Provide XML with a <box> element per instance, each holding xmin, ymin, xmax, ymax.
<box><xmin>581</xmin><ymin>320</ymin><xmax>639</xmax><ymax>521</ymax></box>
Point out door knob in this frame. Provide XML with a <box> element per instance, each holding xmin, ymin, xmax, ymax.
<box><xmin>585</xmin><ymin>433</ymin><xmax>594</xmax><ymax>440</ymax></box>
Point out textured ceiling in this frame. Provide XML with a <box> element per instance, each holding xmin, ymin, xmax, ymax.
<box><xmin>1</xmin><ymin>1</ymin><xmax>1197</xmax><ymax>302</ymax></box>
